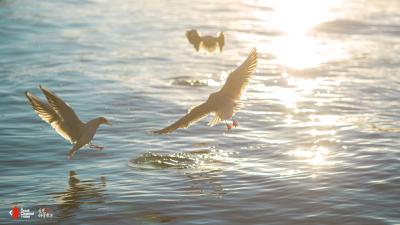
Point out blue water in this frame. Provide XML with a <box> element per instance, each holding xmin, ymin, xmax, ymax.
<box><xmin>1</xmin><ymin>0</ymin><xmax>400</xmax><ymax>224</ymax></box>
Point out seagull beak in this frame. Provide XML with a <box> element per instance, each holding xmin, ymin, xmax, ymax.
<box><xmin>107</xmin><ymin>121</ymin><xmax>113</xmax><ymax>126</ymax></box>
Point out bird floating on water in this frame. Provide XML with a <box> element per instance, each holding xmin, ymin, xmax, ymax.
<box><xmin>25</xmin><ymin>85</ymin><xmax>112</xmax><ymax>158</ymax></box>
<box><xmin>186</xmin><ymin>29</ymin><xmax>225</xmax><ymax>54</ymax></box>
<box><xmin>150</xmin><ymin>47</ymin><xmax>258</xmax><ymax>134</ymax></box>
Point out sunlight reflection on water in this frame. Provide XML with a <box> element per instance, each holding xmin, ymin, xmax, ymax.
<box><xmin>256</xmin><ymin>0</ymin><xmax>340</xmax><ymax>33</ymax></box>
<box><xmin>255</xmin><ymin>0</ymin><xmax>346</xmax><ymax>69</ymax></box>
<box><xmin>128</xmin><ymin>149</ymin><xmax>236</xmax><ymax>171</ymax></box>
<box><xmin>260</xmin><ymin>34</ymin><xmax>347</xmax><ymax>69</ymax></box>
<box><xmin>2</xmin><ymin>0</ymin><xmax>400</xmax><ymax>223</ymax></box>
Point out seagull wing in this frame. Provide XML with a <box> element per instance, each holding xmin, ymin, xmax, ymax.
<box><xmin>25</xmin><ymin>91</ymin><xmax>76</xmax><ymax>143</ymax></box>
<box><xmin>219</xmin><ymin>47</ymin><xmax>258</xmax><ymax>102</ymax></box>
<box><xmin>39</xmin><ymin>85</ymin><xmax>83</xmax><ymax>142</ymax></box>
<box><xmin>186</xmin><ymin>29</ymin><xmax>202</xmax><ymax>52</ymax></box>
<box><xmin>150</xmin><ymin>101</ymin><xmax>215</xmax><ymax>134</ymax></box>
<box><xmin>217</xmin><ymin>31</ymin><xmax>225</xmax><ymax>52</ymax></box>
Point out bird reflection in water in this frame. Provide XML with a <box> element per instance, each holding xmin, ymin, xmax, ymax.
<box><xmin>184</xmin><ymin>169</ymin><xmax>227</xmax><ymax>198</ymax></box>
<box><xmin>46</xmin><ymin>171</ymin><xmax>108</xmax><ymax>221</ymax></box>
<box><xmin>139</xmin><ymin>211</ymin><xmax>177</xmax><ymax>224</ymax></box>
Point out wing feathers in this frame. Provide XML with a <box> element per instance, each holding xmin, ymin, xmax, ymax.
<box><xmin>186</xmin><ymin>29</ymin><xmax>202</xmax><ymax>52</ymax></box>
<box><xmin>39</xmin><ymin>85</ymin><xmax>82</xmax><ymax>141</ymax></box>
<box><xmin>220</xmin><ymin>47</ymin><xmax>258</xmax><ymax>102</ymax></box>
<box><xmin>25</xmin><ymin>91</ymin><xmax>76</xmax><ymax>143</ymax></box>
<box><xmin>217</xmin><ymin>31</ymin><xmax>225</xmax><ymax>52</ymax></box>
<box><xmin>150</xmin><ymin>102</ymin><xmax>214</xmax><ymax>134</ymax></box>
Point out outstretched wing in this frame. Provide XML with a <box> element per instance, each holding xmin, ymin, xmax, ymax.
<box><xmin>25</xmin><ymin>91</ymin><xmax>76</xmax><ymax>143</ymax></box>
<box><xmin>39</xmin><ymin>85</ymin><xmax>83</xmax><ymax>142</ymax></box>
<box><xmin>217</xmin><ymin>31</ymin><xmax>225</xmax><ymax>52</ymax></box>
<box><xmin>219</xmin><ymin>47</ymin><xmax>258</xmax><ymax>102</ymax></box>
<box><xmin>186</xmin><ymin>29</ymin><xmax>202</xmax><ymax>52</ymax></box>
<box><xmin>150</xmin><ymin>102</ymin><xmax>215</xmax><ymax>134</ymax></box>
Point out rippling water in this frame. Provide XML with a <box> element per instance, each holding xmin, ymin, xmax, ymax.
<box><xmin>1</xmin><ymin>0</ymin><xmax>400</xmax><ymax>224</ymax></box>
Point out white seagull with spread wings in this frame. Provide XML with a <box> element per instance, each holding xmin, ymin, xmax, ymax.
<box><xmin>150</xmin><ymin>47</ymin><xmax>258</xmax><ymax>134</ymax></box>
<box><xmin>25</xmin><ymin>85</ymin><xmax>112</xmax><ymax>158</ymax></box>
<box><xmin>186</xmin><ymin>29</ymin><xmax>225</xmax><ymax>54</ymax></box>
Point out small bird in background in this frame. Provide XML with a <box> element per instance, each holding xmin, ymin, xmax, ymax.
<box><xmin>150</xmin><ymin>47</ymin><xmax>258</xmax><ymax>134</ymax></box>
<box><xmin>25</xmin><ymin>85</ymin><xmax>112</xmax><ymax>158</ymax></box>
<box><xmin>186</xmin><ymin>29</ymin><xmax>225</xmax><ymax>54</ymax></box>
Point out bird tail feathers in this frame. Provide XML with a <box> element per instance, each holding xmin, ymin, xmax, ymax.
<box><xmin>208</xmin><ymin>114</ymin><xmax>222</xmax><ymax>127</ymax></box>
<box><xmin>68</xmin><ymin>142</ymin><xmax>86</xmax><ymax>158</ymax></box>
<box><xmin>208</xmin><ymin>102</ymin><xmax>242</xmax><ymax>127</ymax></box>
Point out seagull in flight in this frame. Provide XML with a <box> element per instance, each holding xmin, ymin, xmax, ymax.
<box><xmin>186</xmin><ymin>29</ymin><xmax>225</xmax><ymax>54</ymax></box>
<box><xmin>25</xmin><ymin>85</ymin><xmax>112</xmax><ymax>158</ymax></box>
<box><xmin>150</xmin><ymin>47</ymin><xmax>258</xmax><ymax>134</ymax></box>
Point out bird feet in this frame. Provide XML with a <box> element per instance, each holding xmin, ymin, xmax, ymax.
<box><xmin>89</xmin><ymin>143</ymin><xmax>105</xmax><ymax>150</ymax></box>
<box><xmin>226</xmin><ymin>123</ymin><xmax>232</xmax><ymax>131</ymax></box>
<box><xmin>232</xmin><ymin>120</ymin><xmax>238</xmax><ymax>127</ymax></box>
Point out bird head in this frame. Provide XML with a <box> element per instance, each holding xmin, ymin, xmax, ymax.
<box><xmin>99</xmin><ymin>117</ymin><xmax>112</xmax><ymax>126</ymax></box>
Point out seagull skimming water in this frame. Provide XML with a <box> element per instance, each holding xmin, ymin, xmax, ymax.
<box><xmin>186</xmin><ymin>29</ymin><xmax>225</xmax><ymax>54</ymax></box>
<box><xmin>25</xmin><ymin>85</ymin><xmax>112</xmax><ymax>158</ymax></box>
<box><xmin>150</xmin><ymin>47</ymin><xmax>258</xmax><ymax>134</ymax></box>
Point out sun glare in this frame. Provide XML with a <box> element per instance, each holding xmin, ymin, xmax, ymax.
<box><xmin>255</xmin><ymin>0</ymin><xmax>346</xmax><ymax>69</ymax></box>
<box><xmin>256</xmin><ymin>0</ymin><xmax>339</xmax><ymax>33</ymax></box>
<box><xmin>259</xmin><ymin>34</ymin><xmax>346</xmax><ymax>69</ymax></box>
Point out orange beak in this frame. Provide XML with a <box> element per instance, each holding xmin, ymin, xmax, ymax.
<box><xmin>107</xmin><ymin>121</ymin><xmax>113</xmax><ymax>126</ymax></box>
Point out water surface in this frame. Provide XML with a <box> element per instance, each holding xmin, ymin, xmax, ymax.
<box><xmin>1</xmin><ymin>0</ymin><xmax>400</xmax><ymax>224</ymax></box>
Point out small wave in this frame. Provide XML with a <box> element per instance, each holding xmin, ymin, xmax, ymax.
<box><xmin>166</xmin><ymin>71</ymin><xmax>230</xmax><ymax>87</ymax></box>
<box><xmin>191</xmin><ymin>142</ymin><xmax>220</xmax><ymax>147</ymax></box>
<box><xmin>128</xmin><ymin>149</ymin><xmax>236</xmax><ymax>171</ymax></box>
